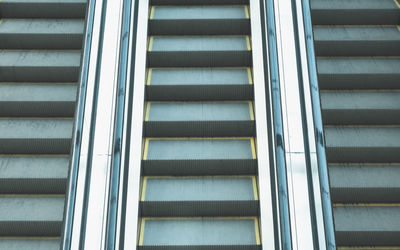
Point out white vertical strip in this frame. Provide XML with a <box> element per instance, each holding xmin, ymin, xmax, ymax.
<box><xmin>273</xmin><ymin>0</ymin><xmax>315</xmax><ymax>248</ymax></box>
<box><xmin>115</xmin><ymin>0</ymin><xmax>138</xmax><ymax>248</ymax></box>
<box><xmin>250</xmin><ymin>0</ymin><xmax>276</xmax><ymax>249</ymax></box>
<box><xmin>81</xmin><ymin>0</ymin><xmax>125</xmax><ymax>249</ymax></box>
<box><xmin>70</xmin><ymin>0</ymin><xmax>104</xmax><ymax>248</ymax></box>
<box><xmin>294</xmin><ymin>0</ymin><xmax>327</xmax><ymax>248</ymax></box>
<box><xmin>122</xmin><ymin>0</ymin><xmax>149</xmax><ymax>248</ymax></box>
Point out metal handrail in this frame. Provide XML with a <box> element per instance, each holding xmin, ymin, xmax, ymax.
<box><xmin>61</xmin><ymin>0</ymin><xmax>97</xmax><ymax>248</ymax></box>
<box><xmin>300</xmin><ymin>0</ymin><xmax>337</xmax><ymax>248</ymax></box>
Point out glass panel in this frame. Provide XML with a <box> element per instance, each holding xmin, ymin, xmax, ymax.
<box><xmin>151</xmin><ymin>36</ymin><xmax>248</xmax><ymax>51</ymax></box>
<box><xmin>141</xmin><ymin>218</ymin><xmax>259</xmax><ymax>245</ymax></box>
<box><xmin>147</xmin><ymin>102</ymin><xmax>252</xmax><ymax>121</ymax></box>
<box><xmin>149</xmin><ymin>68</ymin><xmax>250</xmax><ymax>85</ymax></box>
<box><xmin>143</xmin><ymin>176</ymin><xmax>257</xmax><ymax>201</ymax></box>
<box><xmin>153</xmin><ymin>6</ymin><xmax>247</xmax><ymax>19</ymax></box>
<box><xmin>145</xmin><ymin>138</ymin><xmax>255</xmax><ymax>160</ymax></box>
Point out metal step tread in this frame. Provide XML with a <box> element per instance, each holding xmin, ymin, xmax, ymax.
<box><xmin>0</xmin><ymin>50</ymin><xmax>81</xmax><ymax>82</ymax></box>
<box><xmin>144</xmin><ymin>121</ymin><xmax>255</xmax><ymax>137</ymax></box>
<box><xmin>0</xmin><ymin>238</ymin><xmax>60</xmax><ymax>250</ymax></box>
<box><xmin>320</xmin><ymin>91</ymin><xmax>400</xmax><ymax>125</ymax></box>
<box><xmin>334</xmin><ymin>205</ymin><xmax>400</xmax><ymax>245</ymax></box>
<box><xmin>0</xmin><ymin>156</ymin><xmax>69</xmax><ymax>194</ymax></box>
<box><xmin>310</xmin><ymin>0</ymin><xmax>400</xmax><ymax>25</ymax></box>
<box><xmin>142</xmin><ymin>159</ymin><xmax>258</xmax><ymax>176</ymax></box>
<box><xmin>149</xmin><ymin>19</ymin><xmax>250</xmax><ymax>35</ymax></box>
<box><xmin>0</xmin><ymin>83</ymin><xmax>76</xmax><ymax>117</ymax></box>
<box><xmin>146</xmin><ymin>85</ymin><xmax>253</xmax><ymax>101</ymax></box>
<box><xmin>140</xmin><ymin>200</ymin><xmax>259</xmax><ymax>217</ymax></box>
<box><xmin>0</xmin><ymin>195</ymin><xmax>64</xmax><ymax>236</ymax></box>
<box><xmin>313</xmin><ymin>26</ymin><xmax>400</xmax><ymax>56</ymax></box>
<box><xmin>147</xmin><ymin>50</ymin><xmax>252</xmax><ymax>67</ymax></box>
<box><xmin>0</xmin><ymin>19</ymin><xmax>84</xmax><ymax>49</ymax></box>
<box><xmin>0</xmin><ymin>0</ymin><xmax>87</xmax><ymax>18</ymax></box>
<box><xmin>329</xmin><ymin>164</ymin><xmax>400</xmax><ymax>202</ymax></box>
<box><xmin>324</xmin><ymin>126</ymin><xmax>400</xmax><ymax>162</ymax></box>
<box><xmin>0</xmin><ymin>118</ymin><xmax>73</xmax><ymax>154</ymax></box>
<box><xmin>317</xmin><ymin>57</ymin><xmax>400</xmax><ymax>90</ymax></box>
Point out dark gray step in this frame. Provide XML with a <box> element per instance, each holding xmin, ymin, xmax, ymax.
<box><xmin>149</xmin><ymin>19</ymin><xmax>250</xmax><ymax>35</ymax></box>
<box><xmin>0</xmin><ymin>50</ymin><xmax>81</xmax><ymax>82</ymax></box>
<box><xmin>325</xmin><ymin>126</ymin><xmax>400</xmax><ymax>163</ymax></box>
<box><xmin>0</xmin><ymin>156</ymin><xmax>69</xmax><ymax>194</ymax></box>
<box><xmin>0</xmin><ymin>83</ymin><xmax>76</xmax><ymax>117</ymax></box>
<box><xmin>138</xmin><ymin>246</ymin><xmax>261</xmax><ymax>250</ymax></box>
<box><xmin>146</xmin><ymin>85</ymin><xmax>253</xmax><ymax>101</ymax></box>
<box><xmin>0</xmin><ymin>119</ymin><xmax>73</xmax><ymax>154</ymax></box>
<box><xmin>144</xmin><ymin>121</ymin><xmax>255</xmax><ymax>137</ymax></box>
<box><xmin>334</xmin><ymin>205</ymin><xmax>400</xmax><ymax>246</ymax></box>
<box><xmin>150</xmin><ymin>0</ymin><xmax>248</xmax><ymax>5</ymax></box>
<box><xmin>147</xmin><ymin>51</ymin><xmax>252</xmax><ymax>67</ymax></box>
<box><xmin>0</xmin><ymin>195</ymin><xmax>64</xmax><ymax>236</ymax></box>
<box><xmin>314</xmin><ymin>26</ymin><xmax>400</xmax><ymax>56</ymax></box>
<box><xmin>0</xmin><ymin>0</ymin><xmax>87</xmax><ymax>18</ymax></box>
<box><xmin>138</xmin><ymin>217</ymin><xmax>260</xmax><ymax>248</ymax></box>
<box><xmin>142</xmin><ymin>160</ymin><xmax>257</xmax><ymax>176</ymax></box>
<box><xmin>0</xmin><ymin>19</ymin><xmax>84</xmax><ymax>49</ymax></box>
<box><xmin>329</xmin><ymin>164</ymin><xmax>400</xmax><ymax>203</ymax></box>
<box><xmin>320</xmin><ymin>91</ymin><xmax>400</xmax><ymax>125</ymax></box>
<box><xmin>317</xmin><ymin>57</ymin><xmax>400</xmax><ymax>90</ymax></box>
<box><xmin>140</xmin><ymin>200</ymin><xmax>259</xmax><ymax>217</ymax></box>
<box><xmin>310</xmin><ymin>0</ymin><xmax>400</xmax><ymax>25</ymax></box>
<box><xmin>0</xmin><ymin>238</ymin><xmax>59</xmax><ymax>250</ymax></box>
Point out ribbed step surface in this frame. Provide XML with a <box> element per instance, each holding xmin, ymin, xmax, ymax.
<box><xmin>0</xmin><ymin>0</ymin><xmax>85</xmax><ymax>248</ymax></box>
<box><xmin>138</xmin><ymin>1</ymin><xmax>262</xmax><ymax>248</ymax></box>
<box><xmin>312</xmin><ymin>0</ymin><xmax>400</xmax><ymax>246</ymax></box>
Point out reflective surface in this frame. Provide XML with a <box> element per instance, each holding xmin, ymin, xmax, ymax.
<box><xmin>274</xmin><ymin>0</ymin><xmax>315</xmax><ymax>248</ymax></box>
<box><xmin>249</xmin><ymin>0</ymin><xmax>277</xmax><ymax>248</ymax></box>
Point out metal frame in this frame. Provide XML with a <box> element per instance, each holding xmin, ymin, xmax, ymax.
<box><xmin>61</xmin><ymin>0</ymin><xmax>336</xmax><ymax>248</ymax></box>
<box><xmin>250</xmin><ymin>0</ymin><xmax>281</xmax><ymax>249</ymax></box>
<box><xmin>273</xmin><ymin>0</ymin><xmax>317</xmax><ymax>246</ymax></box>
<box><xmin>299</xmin><ymin>0</ymin><xmax>337</xmax><ymax>248</ymax></box>
<box><xmin>105</xmin><ymin>0</ymin><xmax>136</xmax><ymax>248</ymax></box>
<box><xmin>61</xmin><ymin>0</ymin><xmax>98</xmax><ymax>248</ymax></box>
<box><xmin>61</xmin><ymin>0</ymin><xmax>129</xmax><ymax>248</ymax></box>
<box><xmin>118</xmin><ymin>0</ymin><xmax>150</xmax><ymax>248</ymax></box>
<box><xmin>270</xmin><ymin>0</ymin><xmax>337</xmax><ymax>248</ymax></box>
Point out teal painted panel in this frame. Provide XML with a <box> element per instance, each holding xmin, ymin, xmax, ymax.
<box><xmin>142</xmin><ymin>218</ymin><xmax>258</xmax><ymax>245</ymax></box>
<box><xmin>148</xmin><ymin>102</ymin><xmax>251</xmax><ymax>121</ymax></box>
<box><xmin>145</xmin><ymin>176</ymin><xmax>255</xmax><ymax>201</ymax></box>
<box><xmin>153</xmin><ymin>6</ymin><xmax>247</xmax><ymax>19</ymax></box>
<box><xmin>146</xmin><ymin>139</ymin><xmax>253</xmax><ymax>160</ymax></box>
<box><xmin>151</xmin><ymin>36</ymin><xmax>248</xmax><ymax>51</ymax></box>
<box><xmin>150</xmin><ymin>68</ymin><xmax>249</xmax><ymax>85</ymax></box>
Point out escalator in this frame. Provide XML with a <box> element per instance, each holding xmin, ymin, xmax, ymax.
<box><xmin>0</xmin><ymin>1</ymin><xmax>85</xmax><ymax>249</ymax></box>
<box><xmin>137</xmin><ymin>1</ymin><xmax>262</xmax><ymax>249</ymax></box>
<box><xmin>312</xmin><ymin>0</ymin><xmax>400</xmax><ymax>247</ymax></box>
